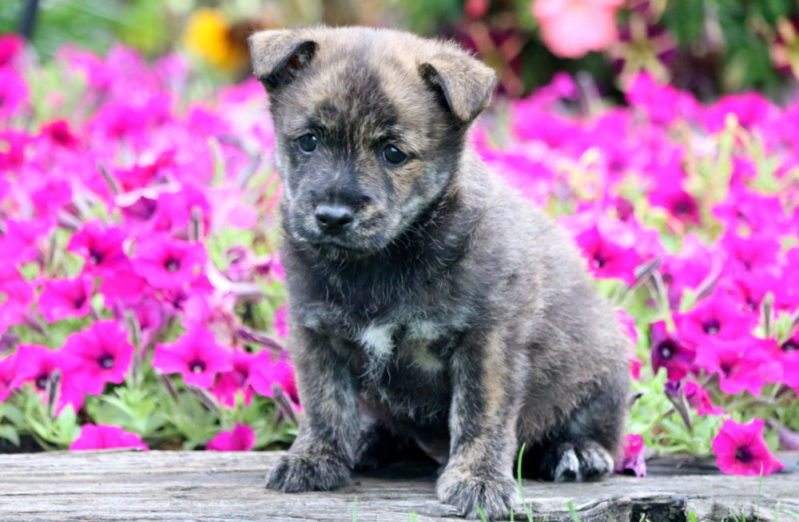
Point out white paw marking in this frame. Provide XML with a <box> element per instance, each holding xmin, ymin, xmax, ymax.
<box><xmin>554</xmin><ymin>448</ymin><xmax>581</xmax><ymax>482</ymax></box>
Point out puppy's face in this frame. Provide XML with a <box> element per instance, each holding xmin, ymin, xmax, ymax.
<box><xmin>250</xmin><ymin>28</ymin><xmax>496</xmax><ymax>253</ymax></box>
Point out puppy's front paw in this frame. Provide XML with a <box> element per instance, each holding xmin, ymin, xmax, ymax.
<box><xmin>266</xmin><ymin>452</ymin><xmax>350</xmax><ymax>493</ymax></box>
<box><xmin>436</xmin><ymin>466</ymin><xmax>517</xmax><ymax>520</ymax></box>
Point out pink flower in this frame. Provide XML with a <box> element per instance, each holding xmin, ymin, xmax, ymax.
<box><xmin>153</xmin><ymin>326</ymin><xmax>231</xmax><ymax>389</ymax></box>
<box><xmin>533</xmin><ymin>0</ymin><xmax>623</xmax><ymax>58</ymax></box>
<box><xmin>61</xmin><ymin>321</ymin><xmax>134</xmax><ymax>395</ymax></box>
<box><xmin>683</xmin><ymin>381</ymin><xmax>723</xmax><ymax>416</ymax></box>
<box><xmin>626</xmin><ymin>73</ymin><xmax>697</xmax><ymax>125</ymax></box>
<box><xmin>206</xmin><ymin>423</ymin><xmax>255</xmax><ymax>451</ymax></box>
<box><xmin>614</xmin><ymin>434</ymin><xmax>646</xmax><ymax>477</ymax></box>
<box><xmin>649</xmin><ymin>321</ymin><xmax>695</xmax><ymax>381</ymax></box>
<box><xmin>211</xmin><ymin>350</ymin><xmax>256</xmax><ymax>407</ymax></box>
<box><xmin>575</xmin><ymin>225</ymin><xmax>641</xmax><ymax>284</ymax></box>
<box><xmin>0</xmin><ymin>356</ymin><xmax>16</xmax><ymax>402</ymax></box>
<box><xmin>38</xmin><ymin>276</ymin><xmax>93</xmax><ymax>322</ymax></box>
<box><xmin>39</xmin><ymin>119</ymin><xmax>81</xmax><ymax>149</ymax></box>
<box><xmin>68</xmin><ymin>223</ymin><xmax>128</xmax><ymax>274</ymax></box>
<box><xmin>675</xmin><ymin>293</ymin><xmax>755</xmax><ymax>345</ymax></box>
<box><xmin>132</xmin><ymin>235</ymin><xmax>206</xmax><ymax>289</ymax></box>
<box><xmin>0</xmin><ymin>266</ymin><xmax>33</xmax><ymax>334</ymax></box>
<box><xmin>250</xmin><ymin>352</ymin><xmax>299</xmax><ymax>404</ymax></box>
<box><xmin>273</xmin><ymin>306</ymin><xmax>289</xmax><ymax>338</ymax></box>
<box><xmin>0</xmin><ymin>68</ymin><xmax>28</xmax><ymax>118</ymax></box>
<box><xmin>69</xmin><ymin>424</ymin><xmax>148</xmax><ymax>452</ymax></box>
<box><xmin>0</xmin><ymin>34</ymin><xmax>24</xmax><ymax>68</ymax></box>
<box><xmin>11</xmin><ymin>344</ymin><xmax>86</xmax><ymax>412</ymax></box>
<box><xmin>712</xmin><ymin>419</ymin><xmax>782</xmax><ymax>476</ymax></box>
<box><xmin>694</xmin><ymin>338</ymin><xmax>783</xmax><ymax>396</ymax></box>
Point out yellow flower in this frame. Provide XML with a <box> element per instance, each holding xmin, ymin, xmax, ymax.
<box><xmin>183</xmin><ymin>8</ymin><xmax>245</xmax><ymax>72</ymax></box>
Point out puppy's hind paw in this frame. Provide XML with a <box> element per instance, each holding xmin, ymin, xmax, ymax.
<box><xmin>548</xmin><ymin>441</ymin><xmax>614</xmax><ymax>482</ymax></box>
<box><xmin>436</xmin><ymin>467</ymin><xmax>518</xmax><ymax>520</ymax></box>
<box><xmin>266</xmin><ymin>452</ymin><xmax>351</xmax><ymax>493</ymax></box>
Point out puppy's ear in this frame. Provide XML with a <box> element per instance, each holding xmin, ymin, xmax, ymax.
<box><xmin>248</xmin><ymin>30</ymin><xmax>317</xmax><ymax>90</ymax></box>
<box><xmin>419</xmin><ymin>52</ymin><xmax>497</xmax><ymax>123</ymax></box>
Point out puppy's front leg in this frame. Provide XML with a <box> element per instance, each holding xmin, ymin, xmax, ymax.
<box><xmin>266</xmin><ymin>328</ymin><xmax>359</xmax><ymax>492</ymax></box>
<box><xmin>437</xmin><ymin>329</ymin><xmax>522</xmax><ymax>519</ymax></box>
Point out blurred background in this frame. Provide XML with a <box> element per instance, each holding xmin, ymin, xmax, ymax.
<box><xmin>3</xmin><ymin>0</ymin><xmax>799</xmax><ymax>101</ymax></box>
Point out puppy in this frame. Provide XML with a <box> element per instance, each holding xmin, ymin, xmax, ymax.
<box><xmin>249</xmin><ymin>27</ymin><xmax>629</xmax><ymax>519</ymax></box>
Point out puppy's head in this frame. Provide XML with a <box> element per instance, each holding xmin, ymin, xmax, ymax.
<box><xmin>249</xmin><ymin>27</ymin><xmax>496</xmax><ymax>254</ymax></box>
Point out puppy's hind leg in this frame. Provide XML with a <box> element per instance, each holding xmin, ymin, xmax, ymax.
<box><xmin>526</xmin><ymin>376</ymin><xmax>627</xmax><ymax>482</ymax></box>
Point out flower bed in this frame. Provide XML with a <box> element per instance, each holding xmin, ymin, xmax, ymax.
<box><xmin>1</xmin><ymin>34</ymin><xmax>798</xmax><ymax>475</ymax></box>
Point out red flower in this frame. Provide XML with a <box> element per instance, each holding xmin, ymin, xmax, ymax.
<box><xmin>712</xmin><ymin>419</ymin><xmax>782</xmax><ymax>476</ymax></box>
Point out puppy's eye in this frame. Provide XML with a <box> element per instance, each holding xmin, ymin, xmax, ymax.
<box><xmin>382</xmin><ymin>144</ymin><xmax>407</xmax><ymax>165</ymax></box>
<box><xmin>297</xmin><ymin>133</ymin><xmax>318</xmax><ymax>153</ymax></box>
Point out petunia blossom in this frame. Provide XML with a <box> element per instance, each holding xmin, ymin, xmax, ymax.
<box><xmin>61</xmin><ymin>320</ymin><xmax>134</xmax><ymax>395</ymax></box>
<box><xmin>712</xmin><ymin>419</ymin><xmax>782</xmax><ymax>476</ymax></box>
<box><xmin>206</xmin><ymin>423</ymin><xmax>255</xmax><ymax>451</ymax></box>
<box><xmin>614</xmin><ymin>433</ymin><xmax>646</xmax><ymax>477</ymax></box>
<box><xmin>68</xmin><ymin>222</ymin><xmax>128</xmax><ymax>274</ymax></box>
<box><xmin>153</xmin><ymin>325</ymin><xmax>231</xmax><ymax>389</ymax></box>
<box><xmin>69</xmin><ymin>424</ymin><xmax>148</xmax><ymax>451</ymax></box>
<box><xmin>649</xmin><ymin>321</ymin><xmax>695</xmax><ymax>381</ymax></box>
<box><xmin>575</xmin><ymin>225</ymin><xmax>641</xmax><ymax>284</ymax></box>
<box><xmin>250</xmin><ymin>351</ymin><xmax>299</xmax><ymax>405</ymax></box>
<box><xmin>532</xmin><ymin>0</ymin><xmax>623</xmax><ymax>59</ymax></box>
<box><xmin>38</xmin><ymin>276</ymin><xmax>93</xmax><ymax>323</ymax></box>
<box><xmin>11</xmin><ymin>344</ymin><xmax>86</xmax><ymax>412</ymax></box>
<box><xmin>132</xmin><ymin>235</ymin><xmax>206</xmax><ymax>289</ymax></box>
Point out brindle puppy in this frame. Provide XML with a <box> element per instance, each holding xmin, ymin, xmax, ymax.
<box><xmin>249</xmin><ymin>26</ymin><xmax>629</xmax><ymax>519</ymax></box>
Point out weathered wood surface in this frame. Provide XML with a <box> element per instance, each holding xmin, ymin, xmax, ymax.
<box><xmin>0</xmin><ymin>451</ymin><xmax>797</xmax><ymax>521</ymax></box>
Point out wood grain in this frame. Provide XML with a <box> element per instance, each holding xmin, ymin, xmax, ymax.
<box><xmin>0</xmin><ymin>451</ymin><xmax>797</xmax><ymax>521</ymax></box>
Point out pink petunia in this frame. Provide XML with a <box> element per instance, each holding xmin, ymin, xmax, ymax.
<box><xmin>61</xmin><ymin>320</ymin><xmax>134</xmax><ymax>395</ymax></box>
<box><xmin>675</xmin><ymin>292</ymin><xmax>755</xmax><ymax>345</ymax></box>
<box><xmin>532</xmin><ymin>0</ymin><xmax>623</xmax><ymax>59</ymax></box>
<box><xmin>712</xmin><ymin>419</ymin><xmax>782</xmax><ymax>476</ymax></box>
<box><xmin>0</xmin><ymin>68</ymin><xmax>28</xmax><ymax>118</ymax></box>
<box><xmin>211</xmin><ymin>350</ymin><xmax>257</xmax><ymax>407</ymax></box>
<box><xmin>649</xmin><ymin>321</ymin><xmax>695</xmax><ymax>381</ymax></box>
<box><xmin>614</xmin><ymin>433</ymin><xmax>646</xmax><ymax>477</ymax></box>
<box><xmin>153</xmin><ymin>325</ymin><xmax>231</xmax><ymax>389</ymax></box>
<box><xmin>0</xmin><ymin>34</ymin><xmax>24</xmax><ymax>68</ymax></box>
<box><xmin>694</xmin><ymin>337</ymin><xmax>783</xmax><ymax>396</ymax></box>
<box><xmin>68</xmin><ymin>222</ymin><xmax>128</xmax><ymax>274</ymax></box>
<box><xmin>11</xmin><ymin>344</ymin><xmax>86</xmax><ymax>412</ymax></box>
<box><xmin>249</xmin><ymin>351</ymin><xmax>298</xmax><ymax>405</ymax></box>
<box><xmin>132</xmin><ymin>235</ymin><xmax>206</xmax><ymax>290</ymax></box>
<box><xmin>0</xmin><ymin>266</ymin><xmax>33</xmax><ymax>334</ymax></box>
<box><xmin>0</xmin><ymin>356</ymin><xmax>16</xmax><ymax>402</ymax></box>
<box><xmin>38</xmin><ymin>276</ymin><xmax>93</xmax><ymax>322</ymax></box>
<box><xmin>206</xmin><ymin>423</ymin><xmax>255</xmax><ymax>451</ymax></box>
<box><xmin>683</xmin><ymin>381</ymin><xmax>723</xmax><ymax>416</ymax></box>
<box><xmin>39</xmin><ymin>119</ymin><xmax>81</xmax><ymax>149</ymax></box>
<box><xmin>575</xmin><ymin>225</ymin><xmax>641</xmax><ymax>284</ymax></box>
<box><xmin>69</xmin><ymin>424</ymin><xmax>148</xmax><ymax>452</ymax></box>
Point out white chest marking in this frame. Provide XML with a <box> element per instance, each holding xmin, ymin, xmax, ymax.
<box><xmin>358</xmin><ymin>323</ymin><xmax>395</xmax><ymax>359</ymax></box>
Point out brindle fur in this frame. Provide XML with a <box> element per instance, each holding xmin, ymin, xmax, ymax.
<box><xmin>249</xmin><ymin>26</ymin><xmax>629</xmax><ymax>519</ymax></box>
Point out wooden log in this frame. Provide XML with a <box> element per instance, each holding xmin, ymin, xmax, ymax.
<box><xmin>0</xmin><ymin>451</ymin><xmax>796</xmax><ymax>521</ymax></box>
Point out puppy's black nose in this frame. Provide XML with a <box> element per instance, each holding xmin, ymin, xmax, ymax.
<box><xmin>314</xmin><ymin>204</ymin><xmax>354</xmax><ymax>234</ymax></box>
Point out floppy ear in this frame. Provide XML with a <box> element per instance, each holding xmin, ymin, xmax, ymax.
<box><xmin>419</xmin><ymin>52</ymin><xmax>497</xmax><ymax>123</ymax></box>
<box><xmin>248</xmin><ymin>30</ymin><xmax>317</xmax><ymax>90</ymax></box>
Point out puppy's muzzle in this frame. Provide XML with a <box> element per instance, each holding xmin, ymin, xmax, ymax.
<box><xmin>314</xmin><ymin>203</ymin><xmax>354</xmax><ymax>235</ymax></box>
